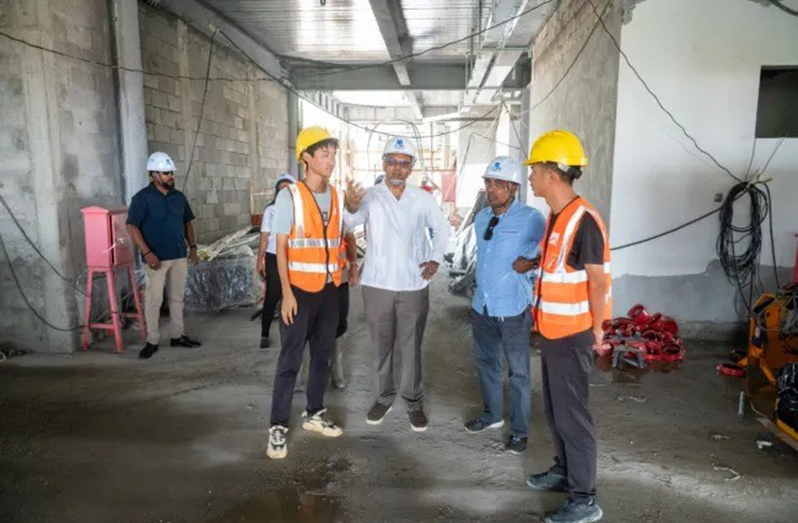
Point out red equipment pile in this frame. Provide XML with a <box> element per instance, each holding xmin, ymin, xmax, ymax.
<box><xmin>602</xmin><ymin>304</ymin><xmax>685</xmax><ymax>362</ymax></box>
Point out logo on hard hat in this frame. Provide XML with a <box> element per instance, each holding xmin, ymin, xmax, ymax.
<box><xmin>396</xmin><ymin>139</ymin><xmax>404</xmax><ymax>149</ymax></box>
<box><xmin>493</xmin><ymin>161</ymin><xmax>501</xmax><ymax>171</ymax></box>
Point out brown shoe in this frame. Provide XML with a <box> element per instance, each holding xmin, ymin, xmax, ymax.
<box><xmin>366</xmin><ymin>403</ymin><xmax>392</xmax><ymax>425</ymax></box>
<box><xmin>409</xmin><ymin>409</ymin><xmax>428</xmax><ymax>432</ymax></box>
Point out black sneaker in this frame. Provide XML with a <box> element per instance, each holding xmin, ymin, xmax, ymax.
<box><xmin>545</xmin><ymin>497</ymin><xmax>603</xmax><ymax>523</ymax></box>
<box><xmin>526</xmin><ymin>465</ymin><xmax>568</xmax><ymax>492</ymax></box>
<box><xmin>366</xmin><ymin>403</ymin><xmax>392</xmax><ymax>425</ymax></box>
<box><xmin>260</xmin><ymin>336</ymin><xmax>270</xmax><ymax>349</ymax></box>
<box><xmin>139</xmin><ymin>343</ymin><xmax>159</xmax><ymax>359</ymax></box>
<box><xmin>464</xmin><ymin>417</ymin><xmax>504</xmax><ymax>433</ymax></box>
<box><xmin>505</xmin><ymin>435</ymin><xmax>527</xmax><ymax>454</ymax></box>
<box><xmin>409</xmin><ymin>409</ymin><xmax>428</xmax><ymax>432</ymax></box>
<box><xmin>170</xmin><ymin>335</ymin><xmax>201</xmax><ymax>348</ymax></box>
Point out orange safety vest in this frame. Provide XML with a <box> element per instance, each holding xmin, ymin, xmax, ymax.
<box><xmin>286</xmin><ymin>181</ymin><xmax>343</xmax><ymax>292</ymax></box>
<box><xmin>534</xmin><ymin>197</ymin><xmax>612</xmax><ymax>340</ymax></box>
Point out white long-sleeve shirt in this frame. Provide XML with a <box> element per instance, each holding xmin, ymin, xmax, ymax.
<box><xmin>345</xmin><ymin>181</ymin><xmax>450</xmax><ymax>292</ymax></box>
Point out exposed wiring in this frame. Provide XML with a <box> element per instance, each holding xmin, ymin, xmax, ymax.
<box><xmin>501</xmin><ymin>100</ymin><xmax>525</xmax><ymax>152</ymax></box>
<box><xmin>0</xmin><ymin>193</ymin><xmax>87</xmax><ymax>296</ymax></box>
<box><xmin>0</xmin><ymin>27</ymin><xmax>502</xmax><ymax>141</ymax></box>
<box><xmin>0</xmin><ymin>232</ymin><xmax>83</xmax><ymax>332</ymax></box>
<box><xmin>717</xmin><ymin>182</ymin><xmax>770</xmax><ymax>314</ymax></box>
<box><xmin>611</xmin><ymin>203</ymin><xmax>726</xmax><ymax>252</ymax></box>
<box><xmin>183</xmin><ymin>28</ymin><xmax>218</xmax><ymax>191</ymax></box>
<box><xmin>217</xmin><ymin>28</ymin><xmax>502</xmax><ymax>140</ymax></box>
<box><xmin>584</xmin><ymin>0</ymin><xmax>742</xmax><ymax>183</ymax></box>
<box><xmin>525</xmin><ymin>0</ymin><xmax>611</xmax><ymax>115</ymax></box>
<box><xmin>291</xmin><ymin>0</ymin><xmax>559</xmax><ymax>79</ymax></box>
<box><xmin>766</xmin><ymin>0</ymin><xmax>798</xmax><ymax>17</ymax></box>
<box><xmin>0</xmin><ymin>29</ymin><xmax>275</xmax><ymax>84</ymax></box>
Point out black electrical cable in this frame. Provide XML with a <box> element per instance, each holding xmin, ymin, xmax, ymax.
<box><xmin>0</xmin><ymin>232</ymin><xmax>83</xmax><ymax>332</ymax></box>
<box><xmin>291</xmin><ymin>0</ymin><xmax>559</xmax><ymax>79</ymax></box>
<box><xmin>0</xmin><ymin>193</ymin><xmax>87</xmax><ymax>296</ymax></box>
<box><xmin>216</xmin><ymin>29</ymin><xmax>501</xmax><ymax>140</ymax></box>
<box><xmin>0</xmin><ymin>29</ymin><xmax>275</xmax><ymax>83</ymax></box>
<box><xmin>584</xmin><ymin>0</ymin><xmax>743</xmax><ymax>183</ymax></box>
<box><xmin>767</xmin><ymin>0</ymin><xmax>798</xmax><ymax>17</ymax></box>
<box><xmin>717</xmin><ymin>182</ymin><xmax>771</xmax><ymax>314</ymax></box>
<box><xmin>763</xmin><ymin>183</ymin><xmax>782</xmax><ymax>289</ymax></box>
<box><xmin>611</xmin><ymin>203</ymin><xmax>726</xmax><ymax>252</ymax></box>
<box><xmin>183</xmin><ymin>29</ymin><xmax>217</xmax><ymax>191</ymax></box>
<box><xmin>0</xmin><ymin>28</ymin><xmax>500</xmax><ymax>140</ymax></box>
<box><xmin>526</xmin><ymin>0</ymin><xmax>611</xmax><ymax>114</ymax></box>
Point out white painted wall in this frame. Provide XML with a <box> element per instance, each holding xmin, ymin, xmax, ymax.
<box><xmin>611</xmin><ymin>0</ymin><xmax>798</xmax><ymax>279</ymax></box>
<box><xmin>455</xmin><ymin>119</ymin><xmax>500</xmax><ymax>210</ymax></box>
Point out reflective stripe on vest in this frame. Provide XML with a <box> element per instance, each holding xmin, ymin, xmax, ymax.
<box><xmin>288</xmin><ymin>261</ymin><xmax>341</xmax><ymax>273</ymax></box>
<box><xmin>286</xmin><ymin>182</ymin><xmax>343</xmax><ymax>292</ymax></box>
<box><xmin>289</xmin><ymin>238</ymin><xmax>341</xmax><ymax>249</ymax></box>
<box><xmin>535</xmin><ymin>198</ymin><xmax>612</xmax><ymax>340</ymax></box>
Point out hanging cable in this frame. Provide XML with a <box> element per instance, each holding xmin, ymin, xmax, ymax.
<box><xmin>0</xmin><ymin>193</ymin><xmax>87</xmax><ymax>296</ymax></box>
<box><xmin>717</xmin><ymin>182</ymin><xmax>769</xmax><ymax>313</ymax></box>
<box><xmin>291</xmin><ymin>0</ymin><xmax>559</xmax><ymax>79</ymax></box>
<box><xmin>0</xmin><ymin>29</ymin><xmax>275</xmax><ymax>84</ymax></box>
<box><xmin>0</xmin><ymin>232</ymin><xmax>83</xmax><ymax>332</ymax></box>
<box><xmin>584</xmin><ymin>0</ymin><xmax>742</xmax><ymax>183</ymax></box>
<box><xmin>766</xmin><ymin>0</ymin><xmax>798</xmax><ymax>17</ymax></box>
<box><xmin>0</xmin><ymin>28</ymin><xmax>502</xmax><ymax>141</ymax></box>
<box><xmin>183</xmin><ymin>28</ymin><xmax>218</xmax><ymax>191</ymax></box>
<box><xmin>216</xmin><ymin>29</ymin><xmax>503</xmax><ymax>140</ymax></box>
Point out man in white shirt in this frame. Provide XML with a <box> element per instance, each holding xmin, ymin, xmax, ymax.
<box><xmin>345</xmin><ymin>137</ymin><xmax>450</xmax><ymax>432</ymax></box>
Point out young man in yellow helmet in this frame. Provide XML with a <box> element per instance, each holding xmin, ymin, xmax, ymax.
<box><xmin>266</xmin><ymin>126</ymin><xmax>357</xmax><ymax>459</ymax></box>
<box><xmin>524</xmin><ymin>130</ymin><xmax>611</xmax><ymax>523</ymax></box>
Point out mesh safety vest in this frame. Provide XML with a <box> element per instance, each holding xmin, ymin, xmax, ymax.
<box><xmin>534</xmin><ymin>197</ymin><xmax>612</xmax><ymax>340</ymax></box>
<box><xmin>286</xmin><ymin>182</ymin><xmax>343</xmax><ymax>292</ymax></box>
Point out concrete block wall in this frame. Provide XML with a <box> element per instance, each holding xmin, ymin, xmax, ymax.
<box><xmin>0</xmin><ymin>0</ymin><xmax>123</xmax><ymax>352</ymax></box>
<box><xmin>139</xmin><ymin>4</ymin><xmax>288</xmax><ymax>243</ymax></box>
<box><xmin>526</xmin><ymin>0</ymin><xmax>622</xmax><ymax>220</ymax></box>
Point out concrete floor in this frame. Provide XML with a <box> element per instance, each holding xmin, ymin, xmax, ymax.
<box><xmin>1</xmin><ymin>278</ymin><xmax>797</xmax><ymax>523</ymax></box>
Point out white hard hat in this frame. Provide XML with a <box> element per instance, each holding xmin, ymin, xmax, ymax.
<box><xmin>383</xmin><ymin>136</ymin><xmax>417</xmax><ymax>159</ymax></box>
<box><xmin>146</xmin><ymin>151</ymin><xmax>176</xmax><ymax>172</ymax></box>
<box><xmin>483</xmin><ymin>156</ymin><xmax>523</xmax><ymax>185</ymax></box>
<box><xmin>276</xmin><ymin>173</ymin><xmax>296</xmax><ymax>184</ymax></box>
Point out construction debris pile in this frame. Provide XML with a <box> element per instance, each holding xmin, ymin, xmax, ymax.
<box><xmin>601</xmin><ymin>304</ymin><xmax>685</xmax><ymax>367</ymax></box>
<box><xmin>445</xmin><ymin>191</ymin><xmax>487</xmax><ymax>297</ymax></box>
<box><xmin>185</xmin><ymin>226</ymin><xmax>261</xmax><ymax>311</ymax></box>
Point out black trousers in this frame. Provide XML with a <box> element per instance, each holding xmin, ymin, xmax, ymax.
<box><xmin>540</xmin><ymin>329</ymin><xmax>597</xmax><ymax>501</ymax></box>
<box><xmin>261</xmin><ymin>253</ymin><xmax>282</xmax><ymax>338</ymax></box>
<box><xmin>337</xmin><ymin>282</ymin><xmax>349</xmax><ymax>339</ymax></box>
<box><xmin>270</xmin><ymin>282</ymin><xmax>340</xmax><ymax>427</ymax></box>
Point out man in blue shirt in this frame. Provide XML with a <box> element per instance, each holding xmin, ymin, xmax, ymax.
<box><xmin>126</xmin><ymin>152</ymin><xmax>201</xmax><ymax>360</ymax></box>
<box><xmin>465</xmin><ymin>156</ymin><xmax>546</xmax><ymax>454</ymax></box>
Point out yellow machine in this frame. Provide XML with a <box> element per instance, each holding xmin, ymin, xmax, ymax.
<box><xmin>741</xmin><ymin>285</ymin><xmax>798</xmax><ymax>441</ymax></box>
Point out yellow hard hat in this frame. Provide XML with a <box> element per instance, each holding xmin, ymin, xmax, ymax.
<box><xmin>296</xmin><ymin>126</ymin><xmax>333</xmax><ymax>161</ymax></box>
<box><xmin>524</xmin><ymin>130</ymin><xmax>588</xmax><ymax>167</ymax></box>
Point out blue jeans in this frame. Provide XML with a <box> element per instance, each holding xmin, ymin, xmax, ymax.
<box><xmin>471</xmin><ymin>308</ymin><xmax>533</xmax><ymax>438</ymax></box>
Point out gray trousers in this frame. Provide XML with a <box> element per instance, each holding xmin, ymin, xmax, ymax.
<box><xmin>540</xmin><ymin>329</ymin><xmax>597</xmax><ymax>501</ymax></box>
<box><xmin>362</xmin><ymin>285</ymin><xmax>429</xmax><ymax>412</ymax></box>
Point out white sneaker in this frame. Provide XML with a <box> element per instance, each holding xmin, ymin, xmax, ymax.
<box><xmin>267</xmin><ymin>425</ymin><xmax>288</xmax><ymax>459</ymax></box>
<box><xmin>302</xmin><ymin>408</ymin><xmax>343</xmax><ymax>437</ymax></box>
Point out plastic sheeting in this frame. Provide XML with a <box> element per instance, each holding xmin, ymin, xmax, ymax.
<box><xmin>185</xmin><ymin>256</ymin><xmax>260</xmax><ymax>311</ymax></box>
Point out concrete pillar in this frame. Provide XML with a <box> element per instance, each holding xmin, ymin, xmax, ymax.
<box><xmin>246</xmin><ymin>66</ymin><xmax>258</xmax><ymax>216</ymax></box>
<box><xmin>24</xmin><ymin>0</ymin><xmax>79</xmax><ymax>350</ymax></box>
<box><xmin>111</xmin><ymin>0</ymin><xmax>148</xmax><ymax>203</ymax></box>
<box><xmin>518</xmin><ymin>87</ymin><xmax>531</xmax><ymax>203</ymax></box>
<box><xmin>177</xmin><ymin>19</ymin><xmax>195</xmax><ymax>196</ymax></box>
<box><xmin>287</xmin><ymin>91</ymin><xmax>299</xmax><ymax>178</ymax></box>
